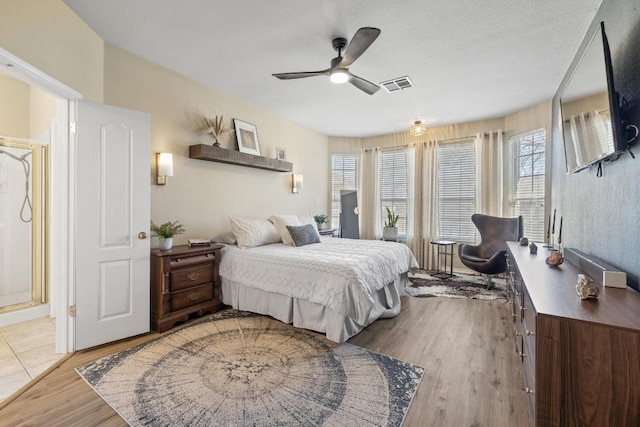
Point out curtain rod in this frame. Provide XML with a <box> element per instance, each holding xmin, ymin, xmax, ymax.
<box><xmin>437</xmin><ymin>131</ymin><xmax>503</xmax><ymax>143</ymax></box>
<box><xmin>363</xmin><ymin>144</ymin><xmax>413</xmax><ymax>152</ymax></box>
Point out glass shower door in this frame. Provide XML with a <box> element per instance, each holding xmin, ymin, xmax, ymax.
<box><xmin>0</xmin><ymin>138</ymin><xmax>47</xmax><ymax>313</ymax></box>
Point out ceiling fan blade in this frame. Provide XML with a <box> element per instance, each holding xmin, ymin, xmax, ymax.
<box><xmin>348</xmin><ymin>73</ymin><xmax>381</xmax><ymax>95</ymax></box>
<box><xmin>340</xmin><ymin>27</ymin><xmax>381</xmax><ymax>67</ymax></box>
<box><xmin>272</xmin><ymin>70</ymin><xmax>330</xmax><ymax>80</ymax></box>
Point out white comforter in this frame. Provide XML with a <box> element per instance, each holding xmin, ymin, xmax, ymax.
<box><xmin>220</xmin><ymin>238</ymin><xmax>418</xmax><ymax>325</ymax></box>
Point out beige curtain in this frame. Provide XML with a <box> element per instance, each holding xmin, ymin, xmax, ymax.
<box><xmin>419</xmin><ymin>140</ymin><xmax>439</xmax><ymax>269</ymax></box>
<box><xmin>475</xmin><ymin>130</ymin><xmax>504</xmax><ymax>217</ymax></box>
<box><xmin>359</xmin><ymin>148</ymin><xmax>380</xmax><ymax>240</ymax></box>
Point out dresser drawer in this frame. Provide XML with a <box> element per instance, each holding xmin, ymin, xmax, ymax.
<box><xmin>170</xmin><ymin>283</ymin><xmax>214</xmax><ymax>312</ymax></box>
<box><xmin>170</xmin><ymin>263</ymin><xmax>214</xmax><ymax>291</ymax></box>
<box><xmin>522</xmin><ymin>353</ymin><xmax>536</xmax><ymax>419</ymax></box>
<box><xmin>522</xmin><ymin>288</ymin><xmax>536</xmax><ymax>362</ymax></box>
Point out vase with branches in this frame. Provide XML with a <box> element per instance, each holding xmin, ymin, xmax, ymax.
<box><xmin>202</xmin><ymin>115</ymin><xmax>232</xmax><ymax>146</ymax></box>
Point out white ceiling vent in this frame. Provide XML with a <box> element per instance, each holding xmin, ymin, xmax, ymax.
<box><xmin>380</xmin><ymin>76</ymin><xmax>414</xmax><ymax>93</ymax></box>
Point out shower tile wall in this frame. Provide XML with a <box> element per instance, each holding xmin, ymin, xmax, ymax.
<box><xmin>0</xmin><ymin>317</ymin><xmax>63</xmax><ymax>402</ymax></box>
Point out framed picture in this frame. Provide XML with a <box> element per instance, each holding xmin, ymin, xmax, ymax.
<box><xmin>233</xmin><ymin>119</ymin><xmax>261</xmax><ymax>156</ymax></box>
<box><xmin>275</xmin><ymin>147</ymin><xmax>286</xmax><ymax>161</ymax></box>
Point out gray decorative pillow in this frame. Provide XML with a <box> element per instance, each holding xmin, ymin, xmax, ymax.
<box><xmin>286</xmin><ymin>224</ymin><xmax>321</xmax><ymax>247</ymax></box>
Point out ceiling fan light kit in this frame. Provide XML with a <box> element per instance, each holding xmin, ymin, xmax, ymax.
<box><xmin>410</xmin><ymin>120</ymin><xmax>427</xmax><ymax>136</ymax></box>
<box><xmin>273</xmin><ymin>27</ymin><xmax>381</xmax><ymax>95</ymax></box>
<box><xmin>330</xmin><ymin>69</ymin><xmax>349</xmax><ymax>84</ymax></box>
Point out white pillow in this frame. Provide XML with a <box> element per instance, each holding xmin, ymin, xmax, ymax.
<box><xmin>229</xmin><ymin>216</ymin><xmax>282</xmax><ymax>249</ymax></box>
<box><xmin>211</xmin><ymin>231</ymin><xmax>237</xmax><ymax>245</ymax></box>
<box><xmin>269</xmin><ymin>214</ymin><xmax>319</xmax><ymax>246</ymax></box>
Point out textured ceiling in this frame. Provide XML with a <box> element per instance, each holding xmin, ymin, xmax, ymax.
<box><xmin>63</xmin><ymin>0</ymin><xmax>602</xmax><ymax>137</ymax></box>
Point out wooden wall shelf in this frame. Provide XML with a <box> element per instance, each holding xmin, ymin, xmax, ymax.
<box><xmin>189</xmin><ymin>144</ymin><xmax>293</xmax><ymax>172</ymax></box>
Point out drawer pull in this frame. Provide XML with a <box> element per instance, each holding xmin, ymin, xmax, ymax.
<box><xmin>187</xmin><ymin>273</ymin><xmax>200</xmax><ymax>281</ymax></box>
<box><xmin>188</xmin><ymin>292</ymin><xmax>200</xmax><ymax>301</ymax></box>
<box><xmin>526</xmin><ymin>330</ymin><xmax>535</xmax><ymax>336</ymax></box>
<box><xmin>525</xmin><ymin>387</ymin><xmax>535</xmax><ymax>395</ymax></box>
<box><xmin>518</xmin><ymin>352</ymin><xmax>527</xmax><ymax>358</ymax></box>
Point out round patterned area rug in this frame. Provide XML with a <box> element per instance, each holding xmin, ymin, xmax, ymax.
<box><xmin>76</xmin><ymin>310</ymin><xmax>424</xmax><ymax>426</ymax></box>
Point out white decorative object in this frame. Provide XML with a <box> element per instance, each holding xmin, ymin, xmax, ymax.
<box><xmin>603</xmin><ymin>271</ymin><xmax>627</xmax><ymax>288</ymax></box>
<box><xmin>158</xmin><ymin>237</ymin><xmax>173</xmax><ymax>250</ymax></box>
<box><xmin>383</xmin><ymin>226</ymin><xmax>398</xmax><ymax>242</ymax></box>
<box><xmin>576</xmin><ymin>274</ymin><xmax>599</xmax><ymax>299</ymax></box>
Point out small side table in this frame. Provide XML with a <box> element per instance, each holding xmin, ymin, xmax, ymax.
<box><xmin>431</xmin><ymin>240</ymin><xmax>456</xmax><ymax>279</ymax></box>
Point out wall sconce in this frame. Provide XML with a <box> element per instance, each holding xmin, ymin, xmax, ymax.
<box><xmin>291</xmin><ymin>173</ymin><xmax>303</xmax><ymax>194</ymax></box>
<box><xmin>409</xmin><ymin>120</ymin><xmax>427</xmax><ymax>137</ymax></box>
<box><xmin>157</xmin><ymin>152</ymin><xmax>174</xmax><ymax>185</ymax></box>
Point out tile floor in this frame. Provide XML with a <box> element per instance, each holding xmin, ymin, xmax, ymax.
<box><xmin>0</xmin><ymin>317</ymin><xmax>64</xmax><ymax>402</ymax></box>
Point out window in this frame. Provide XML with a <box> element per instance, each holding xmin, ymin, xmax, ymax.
<box><xmin>380</xmin><ymin>148</ymin><xmax>414</xmax><ymax>236</ymax></box>
<box><xmin>331</xmin><ymin>154</ymin><xmax>358</xmax><ymax>228</ymax></box>
<box><xmin>437</xmin><ymin>139</ymin><xmax>476</xmax><ymax>242</ymax></box>
<box><xmin>508</xmin><ymin>129</ymin><xmax>546</xmax><ymax>241</ymax></box>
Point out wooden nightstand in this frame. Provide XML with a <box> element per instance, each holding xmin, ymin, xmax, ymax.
<box><xmin>150</xmin><ymin>244</ymin><xmax>225</xmax><ymax>332</ymax></box>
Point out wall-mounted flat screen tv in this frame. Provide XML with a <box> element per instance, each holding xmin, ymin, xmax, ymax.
<box><xmin>560</xmin><ymin>21</ymin><xmax>625</xmax><ymax>174</ymax></box>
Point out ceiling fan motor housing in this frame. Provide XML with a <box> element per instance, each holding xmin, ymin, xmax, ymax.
<box><xmin>332</xmin><ymin>37</ymin><xmax>348</xmax><ymax>52</ymax></box>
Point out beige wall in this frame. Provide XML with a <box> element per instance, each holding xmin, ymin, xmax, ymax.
<box><xmin>103</xmin><ymin>45</ymin><xmax>329</xmax><ymax>243</ymax></box>
<box><xmin>0</xmin><ymin>74</ymin><xmax>29</xmax><ymax>138</ymax></box>
<box><xmin>504</xmin><ymin>101</ymin><xmax>551</xmax><ymax>135</ymax></box>
<box><xmin>0</xmin><ymin>0</ymin><xmax>104</xmax><ymax>102</ymax></box>
<box><xmin>29</xmin><ymin>86</ymin><xmax>57</xmax><ymax>139</ymax></box>
<box><xmin>0</xmin><ymin>74</ymin><xmax>58</xmax><ymax>140</ymax></box>
<box><xmin>328</xmin><ymin>117</ymin><xmax>508</xmax><ymax>154</ymax></box>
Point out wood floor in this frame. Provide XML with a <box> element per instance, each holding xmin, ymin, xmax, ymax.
<box><xmin>0</xmin><ymin>296</ymin><xmax>530</xmax><ymax>426</ymax></box>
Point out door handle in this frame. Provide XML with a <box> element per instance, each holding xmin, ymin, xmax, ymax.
<box><xmin>138</xmin><ymin>232</ymin><xmax>147</xmax><ymax>240</ymax></box>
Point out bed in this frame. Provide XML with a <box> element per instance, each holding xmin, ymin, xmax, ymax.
<box><xmin>219</xmin><ymin>236</ymin><xmax>418</xmax><ymax>342</ymax></box>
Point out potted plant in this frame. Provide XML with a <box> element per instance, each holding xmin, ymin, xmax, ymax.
<box><xmin>151</xmin><ymin>220</ymin><xmax>185</xmax><ymax>250</ymax></box>
<box><xmin>383</xmin><ymin>207</ymin><xmax>399</xmax><ymax>241</ymax></box>
<box><xmin>313</xmin><ymin>213</ymin><xmax>330</xmax><ymax>230</ymax></box>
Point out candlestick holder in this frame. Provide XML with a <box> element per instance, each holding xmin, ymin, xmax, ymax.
<box><xmin>547</xmin><ymin>234</ymin><xmax>556</xmax><ymax>251</ymax></box>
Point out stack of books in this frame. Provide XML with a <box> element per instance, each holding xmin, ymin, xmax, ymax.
<box><xmin>188</xmin><ymin>239</ymin><xmax>211</xmax><ymax>247</ymax></box>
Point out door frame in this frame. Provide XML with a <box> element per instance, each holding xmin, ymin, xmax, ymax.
<box><xmin>1</xmin><ymin>47</ymin><xmax>82</xmax><ymax>352</ymax></box>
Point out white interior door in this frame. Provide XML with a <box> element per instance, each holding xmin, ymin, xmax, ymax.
<box><xmin>75</xmin><ymin>100</ymin><xmax>150</xmax><ymax>350</ymax></box>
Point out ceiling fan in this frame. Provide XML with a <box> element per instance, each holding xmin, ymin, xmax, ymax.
<box><xmin>272</xmin><ymin>27</ymin><xmax>381</xmax><ymax>95</ymax></box>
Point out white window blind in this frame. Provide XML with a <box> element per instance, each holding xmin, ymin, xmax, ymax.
<box><xmin>380</xmin><ymin>148</ymin><xmax>414</xmax><ymax>236</ymax></box>
<box><xmin>508</xmin><ymin>129</ymin><xmax>546</xmax><ymax>241</ymax></box>
<box><xmin>437</xmin><ymin>139</ymin><xmax>476</xmax><ymax>242</ymax></box>
<box><xmin>331</xmin><ymin>153</ymin><xmax>358</xmax><ymax>228</ymax></box>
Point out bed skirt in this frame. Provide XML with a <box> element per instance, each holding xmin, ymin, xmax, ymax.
<box><xmin>221</xmin><ymin>273</ymin><xmax>406</xmax><ymax>343</ymax></box>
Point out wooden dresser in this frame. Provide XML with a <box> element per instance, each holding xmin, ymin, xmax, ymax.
<box><xmin>506</xmin><ymin>242</ymin><xmax>640</xmax><ymax>426</ymax></box>
<box><xmin>150</xmin><ymin>244</ymin><xmax>225</xmax><ymax>332</ymax></box>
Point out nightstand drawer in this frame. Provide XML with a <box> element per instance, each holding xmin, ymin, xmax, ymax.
<box><xmin>170</xmin><ymin>252</ymin><xmax>216</xmax><ymax>269</ymax></box>
<box><xmin>171</xmin><ymin>283</ymin><xmax>214</xmax><ymax>311</ymax></box>
<box><xmin>170</xmin><ymin>264</ymin><xmax>214</xmax><ymax>291</ymax></box>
